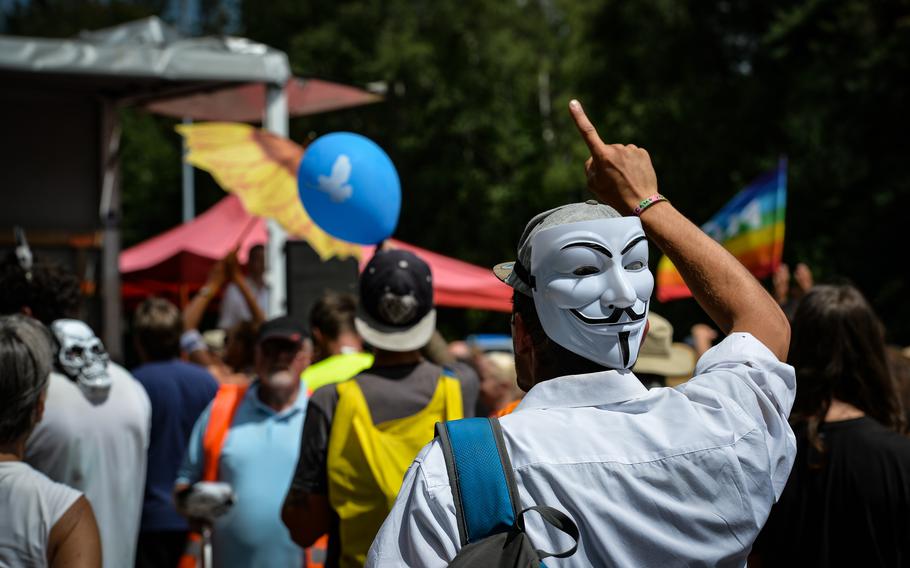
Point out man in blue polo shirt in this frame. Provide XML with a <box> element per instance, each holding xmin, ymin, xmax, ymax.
<box><xmin>176</xmin><ymin>316</ymin><xmax>310</xmax><ymax>568</ymax></box>
<box><xmin>132</xmin><ymin>298</ymin><xmax>219</xmax><ymax>568</ymax></box>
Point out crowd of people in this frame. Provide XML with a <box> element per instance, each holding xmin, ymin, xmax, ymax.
<box><xmin>1</xmin><ymin>100</ymin><xmax>909</xmax><ymax>567</ymax></box>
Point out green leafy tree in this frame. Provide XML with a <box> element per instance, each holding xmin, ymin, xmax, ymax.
<box><xmin>6</xmin><ymin>0</ymin><xmax>908</xmax><ymax>342</ymax></box>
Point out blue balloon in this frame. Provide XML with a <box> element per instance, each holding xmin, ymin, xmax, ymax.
<box><xmin>297</xmin><ymin>132</ymin><xmax>401</xmax><ymax>245</ymax></box>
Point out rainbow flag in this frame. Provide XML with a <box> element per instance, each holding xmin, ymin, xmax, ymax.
<box><xmin>656</xmin><ymin>158</ymin><xmax>787</xmax><ymax>302</ymax></box>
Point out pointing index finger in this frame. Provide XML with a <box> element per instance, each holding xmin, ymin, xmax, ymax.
<box><xmin>569</xmin><ymin>99</ymin><xmax>605</xmax><ymax>155</ymax></box>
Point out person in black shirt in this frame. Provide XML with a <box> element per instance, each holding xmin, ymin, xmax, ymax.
<box><xmin>752</xmin><ymin>284</ymin><xmax>910</xmax><ymax>567</ymax></box>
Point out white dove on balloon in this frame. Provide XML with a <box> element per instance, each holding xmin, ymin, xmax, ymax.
<box><xmin>317</xmin><ymin>155</ymin><xmax>354</xmax><ymax>203</ymax></box>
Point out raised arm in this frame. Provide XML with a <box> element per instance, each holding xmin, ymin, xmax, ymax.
<box><xmin>184</xmin><ymin>259</ymin><xmax>227</xmax><ymax>332</ymax></box>
<box><xmin>227</xmin><ymin>251</ymin><xmax>266</xmax><ymax>325</ymax></box>
<box><xmin>568</xmin><ymin>100</ymin><xmax>790</xmax><ymax>360</ymax></box>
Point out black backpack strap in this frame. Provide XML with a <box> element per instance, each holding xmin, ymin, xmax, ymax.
<box><xmin>518</xmin><ymin>505</ymin><xmax>580</xmax><ymax>559</ymax></box>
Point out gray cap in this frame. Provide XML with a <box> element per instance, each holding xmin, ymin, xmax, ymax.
<box><xmin>493</xmin><ymin>200</ymin><xmax>622</xmax><ymax>296</ymax></box>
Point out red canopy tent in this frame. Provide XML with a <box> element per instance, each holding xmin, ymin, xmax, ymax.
<box><xmin>120</xmin><ymin>195</ymin><xmax>511</xmax><ymax>312</ymax></box>
<box><xmin>145</xmin><ymin>78</ymin><xmax>381</xmax><ymax>122</ymax></box>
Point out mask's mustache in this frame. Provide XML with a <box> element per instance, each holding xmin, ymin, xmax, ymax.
<box><xmin>571</xmin><ymin>303</ymin><xmax>647</xmax><ymax>325</ymax></box>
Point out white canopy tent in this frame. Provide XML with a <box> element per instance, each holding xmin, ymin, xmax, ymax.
<box><xmin>0</xmin><ymin>17</ymin><xmax>377</xmax><ymax>360</ymax></box>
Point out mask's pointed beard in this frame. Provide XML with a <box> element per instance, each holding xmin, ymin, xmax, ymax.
<box><xmin>619</xmin><ymin>331</ymin><xmax>630</xmax><ymax>367</ymax></box>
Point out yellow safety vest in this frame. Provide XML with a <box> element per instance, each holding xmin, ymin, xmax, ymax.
<box><xmin>302</xmin><ymin>351</ymin><xmax>375</xmax><ymax>393</ymax></box>
<box><xmin>327</xmin><ymin>371</ymin><xmax>463</xmax><ymax>568</ymax></box>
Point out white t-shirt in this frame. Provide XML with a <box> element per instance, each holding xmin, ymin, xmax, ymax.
<box><xmin>0</xmin><ymin>461</ymin><xmax>82</xmax><ymax>568</ymax></box>
<box><xmin>217</xmin><ymin>279</ymin><xmax>269</xmax><ymax>330</ymax></box>
<box><xmin>24</xmin><ymin>365</ymin><xmax>151</xmax><ymax>568</ymax></box>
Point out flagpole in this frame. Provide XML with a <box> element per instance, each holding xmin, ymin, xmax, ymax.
<box><xmin>774</xmin><ymin>155</ymin><xmax>788</xmax><ymax>272</ymax></box>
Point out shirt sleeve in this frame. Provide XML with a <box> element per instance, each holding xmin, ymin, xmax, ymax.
<box><xmin>47</xmin><ymin>479</ymin><xmax>83</xmax><ymax>527</ymax></box>
<box><xmin>176</xmin><ymin>403</ymin><xmax>212</xmax><ymax>486</ymax></box>
<box><xmin>290</xmin><ymin>386</ymin><xmax>335</xmax><ymax>495</ymax></box>
<box><xmin>366</xmin><ymin>441</ymin><xmax>461</xmax><ymax>567</ymax></box>
<box><xmin>676</xmin><ymin>332</ymin><xmax>797</xmax><ymax>498</ymax></box>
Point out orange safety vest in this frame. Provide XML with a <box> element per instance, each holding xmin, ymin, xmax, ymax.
<box><xmin>178</xmin><ymin>384</ymin><xmax>326</xmax><ymax>568</ymax></box>
<box><xmin>177</xmin><ymin>384</ymin><xmax>247</xmax><ymax>568</ymax></box>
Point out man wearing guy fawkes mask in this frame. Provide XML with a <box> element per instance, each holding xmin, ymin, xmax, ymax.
<box><xmin>494</xmin><ymin>200</ymin><xmax>653</xmax><ymax>383</ymax></box>
<box><xmin>369</xmin><ymin>100</ymin><xmax>797</xmax><ymax>567</ymax></box>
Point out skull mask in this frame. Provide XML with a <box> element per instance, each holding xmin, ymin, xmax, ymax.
<box><xmin>50</xmin><ymin>319</ymin><xmax>112</xmax><ymax>397</ymax></box>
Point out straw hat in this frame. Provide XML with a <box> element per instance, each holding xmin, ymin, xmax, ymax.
<box><xmin>633</xmin><ymin>312</ymin><xmax>695</xmax><ymax>377</ymax></box>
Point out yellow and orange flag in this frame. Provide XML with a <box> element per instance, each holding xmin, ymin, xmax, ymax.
<box><xmin>176</xmin><ymin>122</ymin><xmax>362</xmax><ymax>261</ymax></box>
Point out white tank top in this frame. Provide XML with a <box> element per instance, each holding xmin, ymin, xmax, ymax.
<box><xmin>0</xmin><ymin>461</ymin><xmax>82</xmax><ymax>568</ymax></box>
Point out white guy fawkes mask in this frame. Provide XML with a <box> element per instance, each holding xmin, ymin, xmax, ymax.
<box><xmin>529</xmin><ymin>217</ymin><xmax>654</xmax><ymax>369</ymax></box>
<box><xmin>50</xmin><ymin>319</ymin><xmax>112</xmax><ymax>398</ymax></box>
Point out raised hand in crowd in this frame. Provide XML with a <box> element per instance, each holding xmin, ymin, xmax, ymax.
<box><xmin>773</xmin><ymin>263</ymin><xmax>791</xmax><ymax>305</ymax></box>
<box><xmin>793</xmin><ymin>262</ymin><xmax>813</xmax><ymax>296</ymax></box>
<box><xmin>183</xmin><ymin>256</ymin><xmax>229</xmax><ymax>336</ymax></box>
<box><xmin>224</xmin><ymin>249</ymin><xmax>266</xmax><ymax>325</ymax></box>
<box><xmin>569</xmin><ymin>99</ymin><xmax>790</xmax><ymax>360</ymax></box>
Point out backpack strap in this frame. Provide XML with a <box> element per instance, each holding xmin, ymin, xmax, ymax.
<box><xmin>437</xmin><ymin>417</ymin><xmax>581</xmax><ymax>560</ymax></box>
<box><xmin>201</xmin><ymin>383</ymin><xmax>248</xmax><ymax>482</ymax></box>
<box><xmin>436</xmin><ymin>417</ymin><xmax>520</xmax><ymax>546</ymax></box>
<box><xmin>518</xmin><ymin>505</ymin><xmax>580</xmax><ymax>560</ymax></box>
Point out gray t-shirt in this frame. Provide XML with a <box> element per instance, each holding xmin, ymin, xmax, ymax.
<box><xmin>24</xmin><ymin>366</ymin><xmax>151</xmax><ymax>568</ymax></box>
<box><xmin>0</xmin><ymin>461</ymin><xmax>82</xmax><ymax>568</ymax></box>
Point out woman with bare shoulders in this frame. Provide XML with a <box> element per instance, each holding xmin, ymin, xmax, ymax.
<box><xmin>0</xmin><ymin>315</ymin><xmax>101</xmax><ymax>568</ymax></box>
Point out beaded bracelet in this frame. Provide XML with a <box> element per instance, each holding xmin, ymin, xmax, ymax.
<box><xmin>633</xmin><ymin>193</ymin><xmax>667</xmax><ymax>216</ymax></box>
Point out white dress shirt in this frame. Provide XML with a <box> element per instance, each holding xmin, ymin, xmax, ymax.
<box><xmin>367</xmin><ymin>333</ymin><xmax>796</xmax><ymax>567</ymax></box>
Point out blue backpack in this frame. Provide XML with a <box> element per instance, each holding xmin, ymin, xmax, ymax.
<box><xmin>436</xmin><ymin>417</ymin><xmax>580</xmax><ymax>567</ymax></box>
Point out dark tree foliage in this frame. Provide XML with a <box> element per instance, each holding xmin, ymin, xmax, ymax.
<box><xmin>4</xmin><ymin>0</ymin><xmax>908</xmax><ymax>343</ymax></box>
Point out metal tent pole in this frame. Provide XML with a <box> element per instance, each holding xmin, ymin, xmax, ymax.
<box><xmin>182</xmin><ymin>117</ymin><xmax>195</xmax><ymax>222</ymax></box>
<box><xmin>263</xmin><ymin>83</ymin><xmax>289</xmax><ymax>317</ymax></box>
<box><xmin>99</xmin><ymin>99</ymin><xmax>123</xmax><ymax>361</ymax></box>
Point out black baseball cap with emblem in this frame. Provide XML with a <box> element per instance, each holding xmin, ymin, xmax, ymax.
<box><xmin>257</xmin><ymin>315</ymin><xmax>307</xmax><ymax>344</ymax></box>
<box><xmin>355</xmin><ymin>249</ymin><xmax>435</xmax><ymax>352</ymax></box>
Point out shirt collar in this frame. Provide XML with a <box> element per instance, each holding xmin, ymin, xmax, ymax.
<box><xmin>247</xmin><ymin>381</ymin><xmax>307</xmax><ymax>419</ymax></box>
<box><xmin>516</xmin><ymin>369</ymin><xmax>648</xmax><ymax>411</ymax></box>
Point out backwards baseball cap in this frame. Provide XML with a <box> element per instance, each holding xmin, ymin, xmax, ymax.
<box><xmin>493</xmin><ymin>200</ymin><xmax>621</xmax><ymax>296</ymax></box>
<box><xmin>355</xmin><ymin>249</ymin><xmax>435</xmax><ymax>352</ymax></box>
<box><xmin>257</xmin><ymin>316</ymin><xmax>307</xmax><ymax>344</ymax></box>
